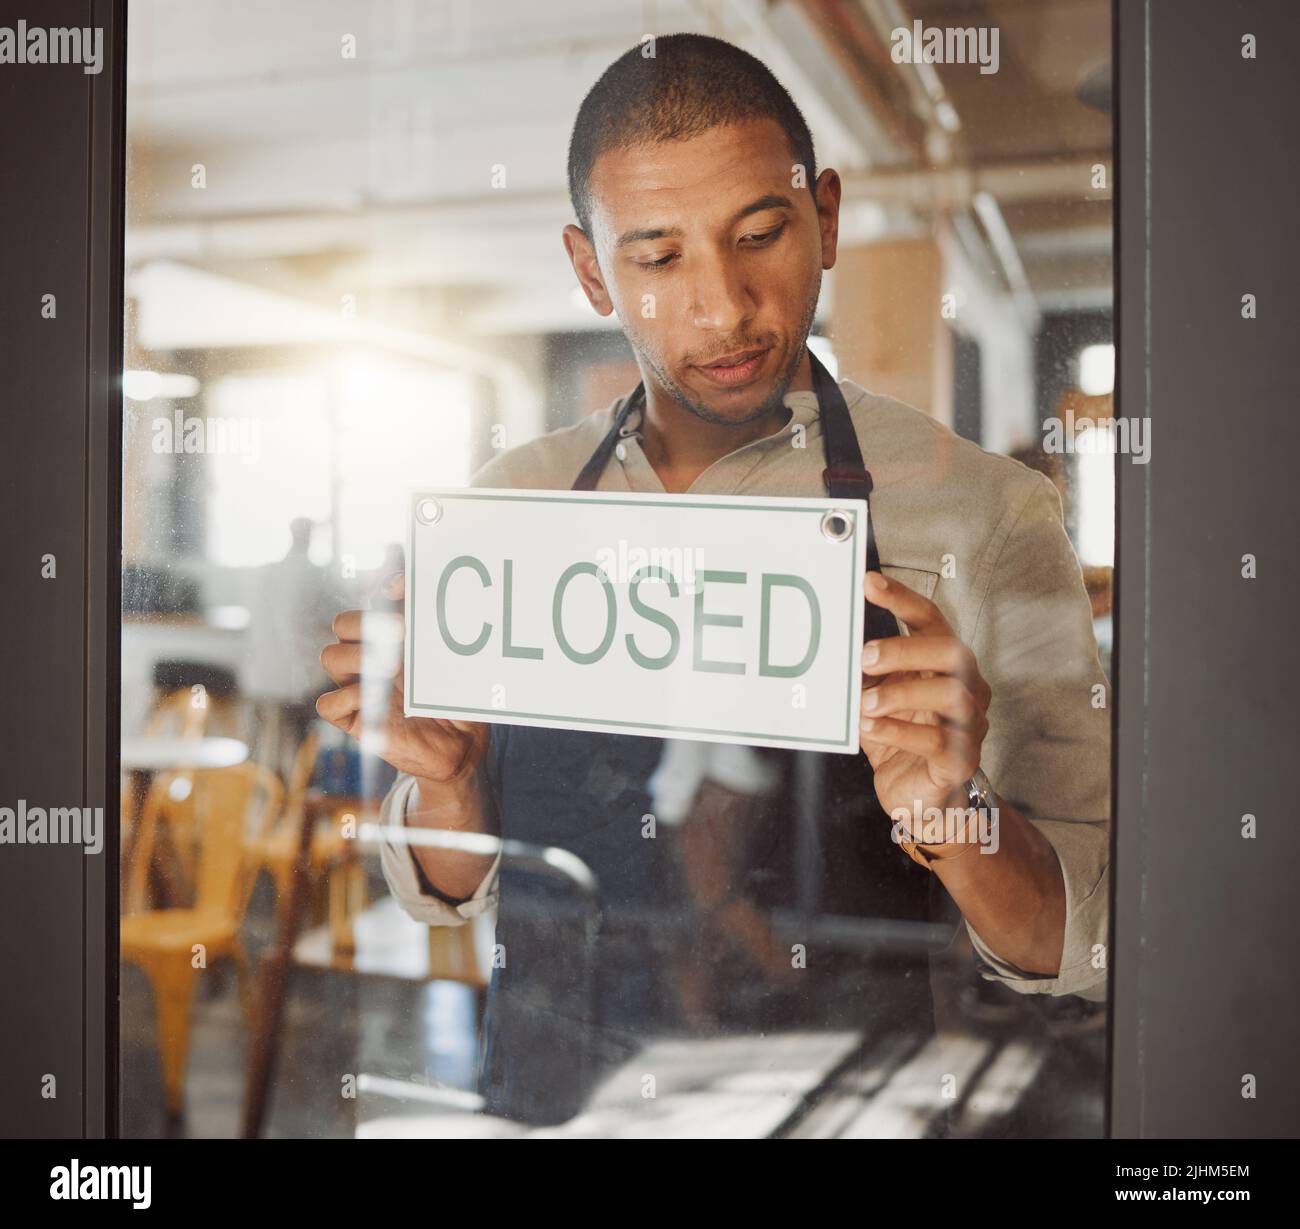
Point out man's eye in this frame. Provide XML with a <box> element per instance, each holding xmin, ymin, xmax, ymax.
<box><xmin>638</xmin><ymin>253</ymin><xmax>677</xmax><ymax>269</ymax></box>
<box><xmin>743</xmin><ymin>224</ymin><xmax>786</xmax><ymax>246</ymax></box>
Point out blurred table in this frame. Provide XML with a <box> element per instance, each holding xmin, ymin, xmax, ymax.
<box><xmin>121</xmin><ymin>735</ymin><xmax>248</xmax><ymax>771</ymax></box>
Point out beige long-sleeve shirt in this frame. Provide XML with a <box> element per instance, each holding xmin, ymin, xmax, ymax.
<box><xmin>379</xmin><ymin>378</ymin><xmax>1111</xmax><ymax>999</ymax></box>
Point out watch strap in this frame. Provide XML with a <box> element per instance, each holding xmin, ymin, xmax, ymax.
<box><xmin>896</xmin><ymin>770</ymin><xmax>994</xmax><ymax>870</ymax></box>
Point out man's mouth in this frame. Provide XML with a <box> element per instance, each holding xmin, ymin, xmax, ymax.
<box><xmin>694</xmin><ymin>347</ymin><xmax>770</xmax><ymax>388</ymax></box>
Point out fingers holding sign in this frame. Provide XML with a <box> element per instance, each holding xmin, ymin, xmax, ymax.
<box><xmin>316</xmin><ymin>592</ymin><xmax>404</xmax><ymax>740</ymax></box>
<box><xmin>316</xmin><ymin>571</ymin><xmax>491</xmax><ymax>785</ymax></box>
<box><xmin>858</xmin><ymin>570</ymin><xmax>991</xmax><ymax>808</ymax></box>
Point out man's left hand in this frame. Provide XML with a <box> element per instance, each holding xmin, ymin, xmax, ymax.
<box><xmin>858</xmin><ymin>570</ymin><xmax>991</xmax><ymax>830</ymax></box>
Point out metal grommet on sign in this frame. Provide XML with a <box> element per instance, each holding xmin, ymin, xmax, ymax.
<box><xmin>416</xmin><ymin>497</ymin><xmax>442</xmax><ymax>526</ymax></box>
<box><xmin>820</xmin><ymin>508</ymin><xmax>853</xmax><ymax>542</ymax></box>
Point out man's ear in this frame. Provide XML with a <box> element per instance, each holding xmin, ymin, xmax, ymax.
<box><xmin>813</xmin><ymin>168</ymin><xmax>842</xmax><ymax>271</ymax></box>
<box><xmin>563</xmin><ymin>224</ymin><xmax>615</xmax><ymax>317</ymax></box>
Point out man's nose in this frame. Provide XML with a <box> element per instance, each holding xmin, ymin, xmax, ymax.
<box><xmin>688</xmin><ymin>252</ymin><xmax>756</xmax><ymax>334</ymax></box>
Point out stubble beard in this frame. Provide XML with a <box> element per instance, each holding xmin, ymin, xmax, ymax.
<box><xmin>636</xmin><ymin>285</ymin><xmax>820</xmax><ymax>428</ymax></box>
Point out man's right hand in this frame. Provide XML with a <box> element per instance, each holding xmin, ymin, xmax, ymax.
<box><xmin>317</xmin><ymin>571</ymin><xmax>497</xmax><ymax>903</ymax></box>
<box><xmin>317</xmin><ymin>571</ymin><xmax>490</xmax><ymax>792</ymax></box>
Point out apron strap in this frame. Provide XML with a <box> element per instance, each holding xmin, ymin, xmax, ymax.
<box><xmin>571</xmin><ymin>383</ymin><xmax>646</xmax><ymax>492</ymax></box>
<box><xmin>807</xmin><ymin>350</ymin><xmax>900</xmax><ymax>643</ymax></box>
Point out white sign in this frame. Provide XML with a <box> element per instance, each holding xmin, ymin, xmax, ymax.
<box><xmin>405</xmin><ymin>488</ymin><xmax>868</xmax><ymax>754</ymax></box>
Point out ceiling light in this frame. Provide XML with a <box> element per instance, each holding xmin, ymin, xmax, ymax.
<box><xmin>123</xmin><ymin>370</ymin><xmax>201</xmax><ymax>401</ymax></box>
<box><xmin>1079</xmin><ymin>344</ymin><xmax>1115</xmax><ymax>396</ymax></box>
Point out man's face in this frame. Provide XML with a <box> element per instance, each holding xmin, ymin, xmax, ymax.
<box><xmin>566</xmin><ymin>118</ymin><xmax>840</xmax><ymax>426</ymax></box>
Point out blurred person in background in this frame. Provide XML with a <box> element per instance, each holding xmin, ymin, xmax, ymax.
<box><xmin>244</xmin><ymin>517</ymin><xmax>339</xmax><ymax>780</ymax></box>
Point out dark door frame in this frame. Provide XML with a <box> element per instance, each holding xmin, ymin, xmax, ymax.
<box><xmin>1108</xmin><ymin>0</ymin><xmax>1299</xmax><ymax>1137</ymax></box>
<box><xmin>0</xmin><ymin>0</ymin><xmax>124</xmax><ymax>1138</ymax></box>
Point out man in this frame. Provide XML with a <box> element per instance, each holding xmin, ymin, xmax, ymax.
<box><xmin>318</xmin><ymin>34</ymin><xmax>1109</xmax><ymax>1125</ymax></box>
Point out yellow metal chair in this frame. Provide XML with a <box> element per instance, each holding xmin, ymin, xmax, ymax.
<box><xmin>121</xmin><ymin>762</ymin><xmax>283</xmax><ymax>1117</ymax></box>
<box><xmin>243</xmin><ymin>729</ymin><xmax>355</xmax><ymax>918</ymax></box>
<box><xmin>121</xmin><ymin>687</ymin><xmax>211</xmax><ymax>858</ymax></box>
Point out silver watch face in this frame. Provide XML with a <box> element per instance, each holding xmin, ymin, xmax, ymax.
<box><xmin>967</xmin><ymin>768</ymin><xmax>994</xmax><ymax>805</ymax></box>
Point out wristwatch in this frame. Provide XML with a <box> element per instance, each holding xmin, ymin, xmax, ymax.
<box><xmin>897</xmin><ymin>768</ymin><xmax>996</xmax><ymax>871</ymax></box>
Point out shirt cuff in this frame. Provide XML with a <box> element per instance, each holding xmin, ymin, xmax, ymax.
<box><xmin>964</xmin><ymin>815</ymin><xmax>1110</xmax><ymax>1000</ymax></box>
<box><xmin>378</xmin><ymin>773</ymin><xmax>501</xmax><ymax>927</ymax></box>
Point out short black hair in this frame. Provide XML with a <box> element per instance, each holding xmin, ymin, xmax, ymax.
<box><xmin>567</xmin><ymin>33</ymin><xmax>817</xmax><ymax>237</ymax></box>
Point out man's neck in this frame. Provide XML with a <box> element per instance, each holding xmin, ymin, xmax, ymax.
<box><xmin>640</xmin><ymin>348</ymin><xmax>814</xmax><ymax>492</ymax></box>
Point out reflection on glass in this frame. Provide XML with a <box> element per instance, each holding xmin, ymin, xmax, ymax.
<box><xmin>121</xmin><ymin>0</ymin><xmax>1114</xmax><ymax>1139</ymax></box>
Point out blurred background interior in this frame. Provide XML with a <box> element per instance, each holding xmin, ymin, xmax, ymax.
<box><xmin>119</xmin><ymin>0</ymin><xmax>1115</xmax><ymax>1138</ymax></box>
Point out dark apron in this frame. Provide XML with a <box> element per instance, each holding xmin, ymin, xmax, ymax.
<box><xmin>478</xmin><ymin>353</ymin><xmax>937</xmax><ymax>1125</ymax></box>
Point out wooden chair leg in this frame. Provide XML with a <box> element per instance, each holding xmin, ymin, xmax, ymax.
<box><xmin>328</xmin><ymin>858</ymin><xmax>365</xmax><ymax>956</ymax></box>
<box><xmin>271</xmin><ymin>857</ymin><xmax>296</xmax><ymax>922</ymax></box>
<box><xmin>140</xmin><ymin>955</ymin><xmax>200</xmax><ymax>1118</ymax></box>
<box><xmin>242</xmin><ymin>801</ymin><xmax>315</xmax><ymax>1139</ymax></box>
<box><xmin>231</xmin><ymin>939</ymin><xmax>256</xmax><ymax>1032</ymax></box>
